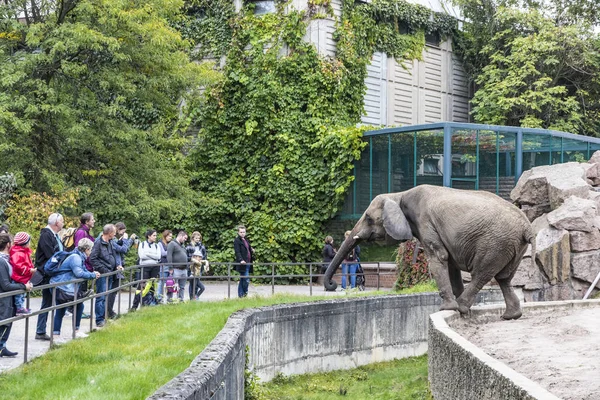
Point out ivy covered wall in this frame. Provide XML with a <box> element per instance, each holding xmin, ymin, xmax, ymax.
<box><xmin>183</xmin><ymin>0</ymin><xmax>459</xmax><ymax>270</ymax></box>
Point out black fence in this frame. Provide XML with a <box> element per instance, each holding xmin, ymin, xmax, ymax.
<box><xmin>0</xmin><ymin>261</ymin><xmax>396</xmax><ymax>364</ymax></box>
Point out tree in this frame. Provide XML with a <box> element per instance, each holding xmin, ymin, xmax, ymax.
<box><xmin>0</xmin><ymin>0</ymin><xmax>220</xmax><ymax>230</ymax></box>
<box><xmin>454</xmin><ymin>0</ymin><xmax>600</xmax><ymax>135</ymax></box>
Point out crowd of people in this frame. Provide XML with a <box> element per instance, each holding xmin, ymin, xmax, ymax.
<box><xmin>0</xmin><ymin>214</ymin><xmax>359</xmax><ymax>358</ymax></box>
<box><xmin>0</xmin><ymin>212</ymin><xmax>212</xmax><ymax>357</ymax></box>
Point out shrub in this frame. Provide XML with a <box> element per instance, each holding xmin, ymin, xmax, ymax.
<box><xmin>394</xmin><ymin>239</ymin><xmax>430</xmax><ymax>290</ymax></box>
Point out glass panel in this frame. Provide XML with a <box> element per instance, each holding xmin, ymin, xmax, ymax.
<box><xmin>563</xmin><ymin>138</ymin><xmax>589</xmax><ymax>162</ymax></box>
<box><xmin>371</xmin><ymin>135</ymin><xmax>389</xmax><ymax>197</ymax></box>
<box><xmin>589</xmin><ymin>143</ymin><xmax>600</xmax><ymax>160</ymax></box>
<box><xmin>355</xmin><ymin>143</ymin><xmax>371</xmax><ymax>214</ymax></box>
<box><xmin>416</xmin><ymin>130</ymin><xmax>444</xmax><ymax>187</ymax></box>
<box><xmin>451</xmin><ymin>180</ymin><xmax>476</xmax><ymax>191</ymax></box>
<box><xmin>522</xmin><ymin>134</ymin><xmax>552</xmax><ymax>170</ymax></box>
<box><xmin>450</xmin><ymin>128</ymin><xmax>477</xmax><ymax>179</ymax></box>
<box><xmin>497</xmin><ymin>132</ymin><xmax>516</xmax><ymax>197</ymax></box>
<box><xmin>251</xmin><ymin>1</ymin><xmax>276</xmax><ymax>15</ymax></box>
<box><xmin>390</xmin><ymin>132</ymin><xmax>415</xmax><ymax>192</ymax></box>
<box><xmin>478</xmin><ymin>129</ymin><xmax>497</xmax><ymax>194</ymax></box>
<box><xmin>551</xmin><ymin>136</ymin><xmax>561</xmax><ymax>164</ymax></box>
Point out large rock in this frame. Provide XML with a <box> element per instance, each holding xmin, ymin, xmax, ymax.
<box><xmin>535</xmin><ymin>227</ymin><xmax>570</xmax><ymax>284</ymax></box>
<box><xmin>588</xmin><ymin>190</ymin><xmax>600</xmax><ymax>211</ymax></box>
<box><xmin>520</xmin><ymin>204</ymin><xmax>552</xmax><ymax>222</ymax></box>
<box><xmin>585</xmin><ymin>163</ymin><xmax>600</xmax><ymax>186</ymax></box>
<box><xmin>571</xmin><ymin>250</ymin><xmax>600</xmax><ymax>289</ymax></box>
<box><xmin>570</xmin><ymin>229</ymin><xmax>600</xmax><ymax>252</ymax></box>
<box><xmin>589</xmin><ymin>150</ymin><xmax>600</xmax><ymax>164</ymax></box>
<box><xmin>512</xmin><ymin>256</ymin><xmax>543</xmax><ymax>290</ymax></box>
<box><xmin>511</xmin><ymin>163</ymin><xmax>590</xmax><ymax>210</ymax></box>
<box><xmin>547</xmin><ymin>196</ymin><xmax>597</xmax><ymax>232</ymax></box>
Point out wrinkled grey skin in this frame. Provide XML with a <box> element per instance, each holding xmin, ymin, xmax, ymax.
<box><xmin>324</xmin><ymin>185</ymin><xmax>534</xmax><ymax>320</ymax></box>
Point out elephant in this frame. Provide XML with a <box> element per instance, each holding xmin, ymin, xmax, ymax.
<box><xmin>324</xmin><ymin>185</ymin><xmax>534</xmax><ymax>320</ymax></box>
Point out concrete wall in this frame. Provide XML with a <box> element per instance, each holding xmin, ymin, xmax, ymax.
<box><xmin>428</xmin><ymin>304</ymin><xmax>569</xmax><ymax>400</ymax></box>
<box><xmin>150</xmin><ymin>293</ymin><xmax>440</xmax><ymax>399</ymax></box>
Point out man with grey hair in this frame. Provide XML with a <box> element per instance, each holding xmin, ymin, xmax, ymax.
<box><xmin>34</xmin><ymin>212</ymin><xmax>65</xmax><ymax>340</ymax></box>
<box><xmin>90</xmin><ymin>224</ymin><xmax>122</xmax><ymax>328</ymax></box>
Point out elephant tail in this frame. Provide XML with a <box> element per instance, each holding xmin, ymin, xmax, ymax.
<box><xmin>526</xmin><ymin>230</ymin><xmax>537</xmax><ymax>271</ymax></box>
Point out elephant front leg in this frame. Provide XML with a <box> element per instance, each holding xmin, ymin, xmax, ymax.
<box><xmin>427</xmin><ymin>252</ymin><xmax>459</xmax><ymax>312</ymax></box>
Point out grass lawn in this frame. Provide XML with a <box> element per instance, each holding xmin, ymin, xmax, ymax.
<box><xmin>259</xmin><ymin>355</ymin><xmax>432</xmax><ymax>400</ymax></box>
<box><xmin>0</xmin><ymin>292</ymin><xmax>386</xmax><ymax>399</ymax></box>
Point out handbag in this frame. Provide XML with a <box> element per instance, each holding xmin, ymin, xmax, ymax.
<box><xmin>55</xmin><ymin>288</ymin><xmax>74</xmax><ymax>305</ymax></box>
<box><xmin>30</xmin><ymin>269</ymin><xmax>45</xmax><ymax>286</ymax></box>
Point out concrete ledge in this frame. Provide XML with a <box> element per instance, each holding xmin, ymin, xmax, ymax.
<box><xmin>150</xmin><ymin>293</ymin><xmax>440</xmax><ymax>399</ymax></box>
<box><xmin>428</xmin><ymin>300</ymin><xmax>600</xmax><ymax>400</ymax></box>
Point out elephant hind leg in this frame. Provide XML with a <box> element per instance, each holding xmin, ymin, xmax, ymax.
<box><xmin>495</xmin><ymin>262</ymin><xmax>522</xmax><ymax>320</ymax></box>
<box><xmin>424</xmin><ymin>245</ymin><xmax>458</xmax><ymax>311</ymax></box>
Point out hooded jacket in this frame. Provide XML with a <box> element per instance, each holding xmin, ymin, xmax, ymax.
<box><xmin>9</xmin><ymin>245</ymin><xmax>35</xmax><ymax>284</ymax></box>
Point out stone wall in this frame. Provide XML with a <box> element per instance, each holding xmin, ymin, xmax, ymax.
<box><xmin>428</xmin><ymin>305</ymin><xmax>565</xmax><ymax>400</ymax></box>
<box><xmin>149</xmin><ymin>294</ymin><xmax>440</xmax><ymax>399</ymax></box>
<box><xmin>511</xmin><ymin>155</ymin><xmax>600</xmax><ymax>301</ymax></box>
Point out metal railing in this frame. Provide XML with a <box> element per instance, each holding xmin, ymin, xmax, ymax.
<box><xmin>0</xmin><ymin>261</ymin><xmax>397</xmax><ymax>365</ymax></box>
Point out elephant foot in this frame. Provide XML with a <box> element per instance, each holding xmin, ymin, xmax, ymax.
<box><xmin>439</xmin><ymin>299</ymin><xmax>459</xmax><ymax>312</ymax></box>
<box><xmin>458</xmin><ymin>303</ymin><xmax>470</xmax><ymax>315</ymax></box>
<box><xmin>501</xmin><ymin>308</ymin><xmax>522</xmax><ymax>320</ymax></box>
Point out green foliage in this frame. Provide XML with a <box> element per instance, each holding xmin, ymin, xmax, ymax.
<box><xmin>0</xmin><ymin>173</ymin><xmax>16</xmax><ymax>221</ymax></box>
<box><xmin>187</xmin><ymin>0</ymin><xmax>458</xmax><ymax>268</ymax></box>
<box><xmin>395</xmin><ymin>239</ymin><xmax>430</xmax><ymax>290</ymax></box>
<box><xmin>0</xmin><ymin>0</ymin><xmax>220</xmax><ymax>232</ymax></box>
<box><xmin>262</xmin><ymin>355</ymin><xmax>432</xmax><ymax>399</ymax></box>
<box><xmin>454</xmin><ymin>0</ymin><xmax>600</xmax><ymax>136</ymax></box>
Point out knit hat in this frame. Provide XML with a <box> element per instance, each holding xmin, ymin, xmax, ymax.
<box><xmin>14</xmin><ymin>232</ymin><xmax>31</xmax><ymax>246</ymax></box>
<box><xmin>192</xmin><ymin>249</ymin><xmax>203</xmax><ymax>258</ymax></box>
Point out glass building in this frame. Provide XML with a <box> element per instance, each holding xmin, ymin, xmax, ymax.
<box><xmin>339</xmin><ymin>122</ymin><xmax>600</xmax><ymax>219</ymax></box>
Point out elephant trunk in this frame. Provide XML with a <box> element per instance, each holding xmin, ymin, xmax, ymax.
<box><xmin>324</xmin><ymin>232</ymin><xmax>361</xmax><ymax>291</ymax></box>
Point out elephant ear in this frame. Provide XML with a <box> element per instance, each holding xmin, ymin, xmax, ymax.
<box><xmin>382</xmin><ymin>199</ymin><xmax>412</xmax><ymax>241</ymax></box>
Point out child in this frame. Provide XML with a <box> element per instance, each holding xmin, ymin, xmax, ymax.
<box><xmin>9</xmin><ymin>232</ymin><xmax>35</xmax><ymax>315</ymax></box>
<box><xmin>129</xmin><ymin>278</ymin><xmax>158</xmax><ymax>311</ymax></box>
<box><xmin>165</xmin><ymin>269</ymin><xmax>178</xmax><ymax>303</ymax></box>
<box><xmin>190</xmin><ymin>250</ymin><xmax>208</xmax><ymax>300</ymax></box>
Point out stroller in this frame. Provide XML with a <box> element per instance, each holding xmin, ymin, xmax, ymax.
<box><xmin>355</xmin><ymin>262</ymin><xmax>365</xmax><ymax>291</ymax></box>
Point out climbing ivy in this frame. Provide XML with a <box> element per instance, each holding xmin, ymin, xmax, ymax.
<box><xmin>185</xmin><ymin>0</ymin><xmax>459</xmax><ymax>269</ymax></box>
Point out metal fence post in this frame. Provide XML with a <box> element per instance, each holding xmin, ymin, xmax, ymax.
<box><xmin>377</xmin><ymin>262</ymin><xmax>381</xmax><ymax>291</ymax></box>
<box><xmin>309</xmin><ymin>263</ymin><xmax>313</xmax><ymax>296</ymax></box>
<box><xmin>24</xmin><ymin>293</ymin><xmax>30</xmax><ymax>363</ymax></box>
<box><xmin>227</xmin><ymin>264</ymin><xmax>231</xmax><ymax>299</ymax></box>
<box><xmin>271</xmin><ymin>264</ymin><xmax>275</xmax><ymax>295</ymax></box>
<box><xmin>50</xmin><ymin>287</ymin><xmax>56</xmax><ymax>345</ymax></box>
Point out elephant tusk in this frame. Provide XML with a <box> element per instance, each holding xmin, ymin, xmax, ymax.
<box><xmin>353</xmin><ymin>235</ymin><xmax>360</xmax><ymax>240</ymax></box>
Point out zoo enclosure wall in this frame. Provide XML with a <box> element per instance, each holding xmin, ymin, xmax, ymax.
<box><xmin>149</xmin><ymin>293</ymin><xmax>442</xmax><ymax>399</ymax></box>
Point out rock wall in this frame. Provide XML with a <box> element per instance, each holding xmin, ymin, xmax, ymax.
<box><xmin>511</xmin><ymin>154</ymin><xmax>600</xmax><ymax>301</ymax></box>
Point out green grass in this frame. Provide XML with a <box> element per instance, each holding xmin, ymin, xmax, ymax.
<box><xmin>259</xmin><ymin>355</ymin><xmax>432</xmax><ymax>400</ymax></box>
<box><xmin>396</xmin><ymin>280</ymin><xmax>438</xmax><ymax>294</ymax></box>
<box><xmin>0</xmin><ymin>292</ymin><xmax>385</xmax><ymax>399</ymax></box>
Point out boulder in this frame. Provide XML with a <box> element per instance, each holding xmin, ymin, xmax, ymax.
<box><xmin>589</xmin><ymin>150</ymin><xmax>600</xmax><ymax>164</ymax></box>
<box><xmin>531</xmin><ymin>214</ymin><xmax>549</xmax><ymax>234</ymax></box>
<box><xmin>511</xmin><ymin>163</ymin><xmax>589</xmax><ymax>209</ymax></box>
<box><xmin>570</xmin><ymin>229</ymin><xmax>600</xmax><ymax>252</ymax></box>
<box><xmin>588</xmin><ymin>190</ymin><xmax>600</xmax><ymax>212</ymax></box>
<box><xmin>571</xmin><ymin>250</ymin><xmax>600</xmax><ymax>289</ymax></box>
<box><xmin>535</xmin><ymin>227</ymin><xmax>570</xmax><ymax>284</ymax></box>
<box><xmin>546</xmin><ymin>196</ymin><xmax>597</xmax><ymax>232</ymax></box>
<box><xmin>520</xmin><ymin>204</ymin><xmax>552</xmax><ymax>222</ymax></box>
<box><xmin>512</xmin><ymin>256</ymin><xmax>543</xmax><ymax>290</ymax></box>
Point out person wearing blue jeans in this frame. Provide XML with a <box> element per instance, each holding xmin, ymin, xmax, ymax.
<box><xmin>90</xmin><ymin>224</ymin><xmax>121</xmax><ymax>328</ymax></box>
<box><xmin>157</xmin><ymin>230</ymin><xmax>172</xmax><ymax>302</ymax></box>
<box><xmin>341</xmin><ymin>230</ymin><xmax>361</xmax><ymax>290</ymax></box>
<box><xmin>233</xmin><ymin>226</ymin><xmax>255</xmax><ymax>298</ymax></box>
<box><xmin>34</xmin><ymin>213</ymin><xmax>64</xmax><ymax>341</ymax></box>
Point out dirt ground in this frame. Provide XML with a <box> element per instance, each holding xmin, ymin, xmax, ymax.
<box><xmin>452</xmin><ymin>305</ymin><xmax>600</xmax><ymax>400</ymax></box>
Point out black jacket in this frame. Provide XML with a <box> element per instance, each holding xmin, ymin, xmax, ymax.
<box><xmin>233</xmin><ymin>236</ymin><xmax>253</xmax><ymax>273</ymax></box>
<box><xmin>322</xmin><ymin>243</ymin><xmax>336</xmax><ymax>263</ymax></box>
<box><xmin>34</xmin><ymin>227</ymin><xmax>60</xmax><ymax>270</ymax></box>
<box><xmin>90</xmin><ymin>237</ymin><xmax>117</xmax><ymax>274</ymax></box>
<box><xmin>0</xmin><ymin>257</ymin><xmax>26</xmax><ymax>321</ymax></box>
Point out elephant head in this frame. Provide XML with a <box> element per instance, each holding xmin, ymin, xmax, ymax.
<box><xmin>323</xmin><ymin>194</ymin><xmax>412</xmax><ymax>291</ymax></box>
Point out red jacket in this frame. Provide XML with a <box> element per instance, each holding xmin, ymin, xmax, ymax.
<box><xmin>9</xmin><ymin>245</ymin><xmax>35</xmax><ymax>284</ymax></box>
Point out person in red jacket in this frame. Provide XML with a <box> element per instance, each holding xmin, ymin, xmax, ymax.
<box><xmin>9</xmin><ymin>232</ymin><xmax>35</xmax><ymax>315</ymax></box>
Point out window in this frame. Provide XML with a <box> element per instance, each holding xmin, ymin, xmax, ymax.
<box><xmin>248</xmin><ymin>0</ymin><xmax>276</xmax><ymax>15</ymax></box>
<box><xmin>425</xmin><ymin>31</ymin><xmax>441</xmax><ymax>47</ymax></box>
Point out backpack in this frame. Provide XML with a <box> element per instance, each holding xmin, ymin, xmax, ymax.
<box><xmin>166</xmin><ymin>277</ymin><xmax>177</xmax><ymax>293</ymax></box>
<box><xmin>61</xmin><ymin>228</ymin><xmax>79</xmax><ymax>252</ymax></box>
<box><xmin>44</xmin><ymin>251</ymin><xmax>74</xmax><ymax>277</ymax></box>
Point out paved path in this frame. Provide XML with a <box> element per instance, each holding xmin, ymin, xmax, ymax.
<box><xmin>0</xmin><ymin>281</ymin><xmax>376</xmax><ymax>373</ymax></box>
